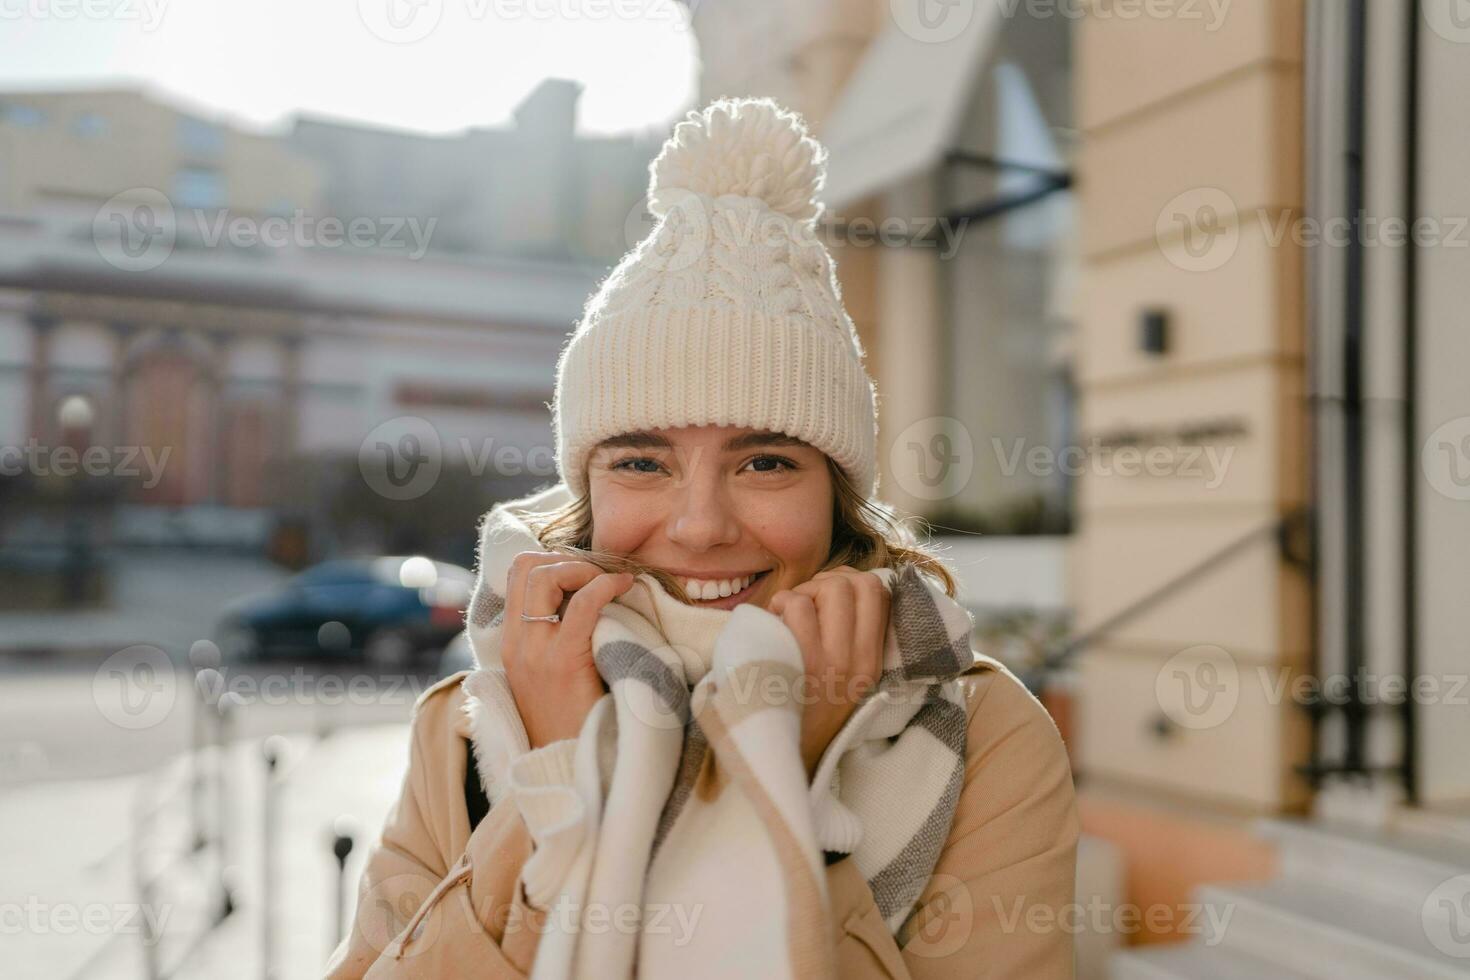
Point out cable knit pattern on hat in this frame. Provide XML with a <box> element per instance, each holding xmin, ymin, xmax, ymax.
<box><xmin>552</xmin><ymin>96</ymin><xmax>880</xmax><ymax>499</ymax></box>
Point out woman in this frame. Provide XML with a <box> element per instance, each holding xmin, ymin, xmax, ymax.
<box><xmin>326</xmin><ymin>97</ymin><xmax>1078</xmax><ymax>980</ymax></box>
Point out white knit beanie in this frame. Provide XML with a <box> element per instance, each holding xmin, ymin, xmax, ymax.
<box><xmin>550</xmin><ymin>96</ymin><xmax>880</xmax><ymax>500</ymax></box>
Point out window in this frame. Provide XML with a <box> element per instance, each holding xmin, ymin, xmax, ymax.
<box><xmin>940</xmin><ymin>25</ymin><xmax>1075</xmax><ymax>535</ymax></box>
<box><xmin>71</xmin><ymin>112</ymin><xmax>108</xmax><ymax>139</ymax></box>
<box><xmin>2</xmin><ymin>104</ymin><xmax>47</xmax><ymax>128</ymax></box>
<box><xmin>177</xmin><ymin>116</ymin><xmax>224</xmax><ymax>157</ymax></box>
<box><xmin>173</xmin><ymin>167</ymin><xmax>225</xmax><ymax>210</ymax></box>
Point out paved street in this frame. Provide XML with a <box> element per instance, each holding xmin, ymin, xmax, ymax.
<box><xmin>1</xmin><ymin>719</ymin><xmax>416</xmax><ymax>980</ymax></box>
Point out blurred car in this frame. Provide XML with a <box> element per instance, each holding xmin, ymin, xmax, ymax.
<box><xmin>216</xmin><ymin>556</ymin><xmax>472</xmax><ymax>668</ymax></box>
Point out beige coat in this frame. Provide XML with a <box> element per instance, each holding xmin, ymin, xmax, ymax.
<box><xmin>324</xmin><ymin>655</ymin><xmax>1079</xmax><ymax>979</ymax></box>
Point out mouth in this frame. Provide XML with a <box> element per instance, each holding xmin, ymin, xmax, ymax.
<box><xmin>676</xmin><ymin>569</ymin><xmax>772</xmax><ymax>611</ymax></box>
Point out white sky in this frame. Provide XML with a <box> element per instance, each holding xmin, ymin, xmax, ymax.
<box><xmin>0</xmin><ymin>0</ymin><xmax>701</xmax><ymax>136</ymax></box>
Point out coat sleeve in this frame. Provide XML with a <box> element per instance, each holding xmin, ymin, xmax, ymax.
<box><xmin>827</xmin><ymin>664</ymin><xmax>1081</xmax><ymax>980</ymax></box>
<box><xmin>322</xmin><ymin>684</ymin><xmax>549</xmax><ymax>979</ymax></box>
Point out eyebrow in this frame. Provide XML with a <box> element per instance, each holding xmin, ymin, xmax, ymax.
<box><xmin>595</xmin><ymin>430</ymin><xmax>810</xmax><ymax>453</ymax></box>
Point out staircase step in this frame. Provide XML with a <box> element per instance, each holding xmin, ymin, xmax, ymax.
<box><xmin>1108</xmin><ymin>943</ymin><xmax>1318</xmax><ymax>980</ymax></box>
<box><xmin>1258</xmin><ymin>816</ymin><xmax>1470</xmax><ymax>911</ymax></box>
<box><xmin>1195</xmin><ymin>877</ymin><xmax>1470</xmax><ymax>979</ymax></box>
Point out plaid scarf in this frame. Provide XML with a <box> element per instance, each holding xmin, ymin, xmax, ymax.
<box><xmin>458</xmin><ymin>484</ymin><xmax>976</xmax><ymax>979</ymax></box>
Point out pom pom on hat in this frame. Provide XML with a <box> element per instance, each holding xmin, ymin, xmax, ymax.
<box><xmin>647</xmin><ymin>96</ymin><xmax>827</xmax><ymax>228</ymax></box>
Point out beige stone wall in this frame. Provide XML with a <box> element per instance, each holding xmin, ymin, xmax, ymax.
<box><xmin>1072</xmin><ymin>0</ymin><xmax>1311</xmax><ymax>812</ymax></box>
<box><xmin>0</xmin><ymin>90</ymin><xmax>322</xmax><ymax>215</ymax></box>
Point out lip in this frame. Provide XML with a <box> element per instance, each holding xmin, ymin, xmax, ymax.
<box><xmin>656</xmin><ymin>568</ymin><xmax>771</xmax><ymax>581</ymax></box>
<box><xmin>676</xmin><ymin>569</ymin><xmax>772</xmax><ymax>611</ymax></box>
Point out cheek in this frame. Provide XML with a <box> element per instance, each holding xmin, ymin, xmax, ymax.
<box><xmin>745</xmin><ymin>497</ymin><xmax>832</xmax><ymax>568</ymax></box>
<box><xmin>589</xmin><ymin>489</ymin><xmax>659</xmax><ymax>553</ymax></box>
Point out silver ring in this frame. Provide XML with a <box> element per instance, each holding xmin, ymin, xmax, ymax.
<box><xmin>520</xmin><ymin>612</ymin><xmax>561</xmax><ymax>624</ymax></box>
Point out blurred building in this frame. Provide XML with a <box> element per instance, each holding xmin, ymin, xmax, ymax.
<box><xmin>687</xmin><ymin>0</ymin><xmax>1470</xmax><ymax>975</ymax></box>
<box><xmin>0</xmin><ymin>80</ymin><xmax>659</xmax><ymax>565</ymax></box>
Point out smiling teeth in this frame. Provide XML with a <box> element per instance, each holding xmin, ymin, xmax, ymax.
<box><xmin>684</xmin><ymin>573</ymin><xmax>758</xmax><ymax>600</ymax></box>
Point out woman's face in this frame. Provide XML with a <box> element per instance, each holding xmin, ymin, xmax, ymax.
<box><xmin>587</xmin><ymin>425</ymin><xmax>834</xmax><ymax>610</ymax></box>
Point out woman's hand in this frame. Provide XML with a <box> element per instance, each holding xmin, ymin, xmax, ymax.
<box><xmin>769</xmin><ymin>566</ymin><xmax>891</xmax><ymax>779</ymax></box>
<box><xmin>501</xmin><ymin>551</ymin><xmax>636</xmax><ymax>750</ymax></box>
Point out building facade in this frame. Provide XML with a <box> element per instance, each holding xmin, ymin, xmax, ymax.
<box><xmin>686</xmin><ymin>0</ymin><xmax>1470</xmax><ymax>972</ymax></box>
<box><xmin>0</xmin><ymin>81</ymin><xmax>658</xmax><ymax>559</ymax></box>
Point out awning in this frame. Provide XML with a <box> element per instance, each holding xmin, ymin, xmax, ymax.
<box><xmin>818</xmin><ymin>0</ymin><xmax>1006</xmax><ymax>212</ymax></box>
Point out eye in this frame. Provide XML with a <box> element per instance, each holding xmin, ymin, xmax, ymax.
<box><xmin>745</xmin><ymin>454</ymin><xmax>797</xmax><ymax>474</ymax></box>
<box><xmin>610</xmin><ymin>456</ymin><xmax>665</xmax><ymax>475</ymax></box>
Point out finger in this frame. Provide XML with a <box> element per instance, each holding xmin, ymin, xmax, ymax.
<box><xmin>777</xmin><ymin>593</ymin><xmax>823</xmax><ymax>675</ymax></box>
<box><xmin>503</xmin><ymin>551</ymin><xmax>572</xmax><ymax>623</ymax></box>
<box><xmin>849</xmin><ymin>575</ymin><xmax>889</xmax><ymax>693</ymax></box>
<box><xmin>522</xmin><ymin>561</ymin><xmax>606</xmax><ymax>620</ymax></box>
<box><xmin>812</xmin><ymin>574</ymin><xmax>854</xmax><ymax>649</ymax></box>
<box><xmin>502</xmin><ymin>551</ymin><xmax>570</xmax><ymax>667</ymax></box>
<box><xmin>789</xmin><ymin>574</ymin><xmax>856</xmax><ymax>657</ymax></box>
<box><xmin>554</xmin><ymin>572</ymin><xmax>635</xmax><ymax>666</ymax></box>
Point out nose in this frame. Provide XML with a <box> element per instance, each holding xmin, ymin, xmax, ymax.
<box><xmin>665</xmin><ymin>478</ymin><xmax>740</xmax><ymax>552</ymax></box>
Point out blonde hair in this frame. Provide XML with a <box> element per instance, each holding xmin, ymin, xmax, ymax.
<box><xmin>524</xmin><ymin>455</ymin><xmax>957</xmax><ymax>605</ymax></box>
